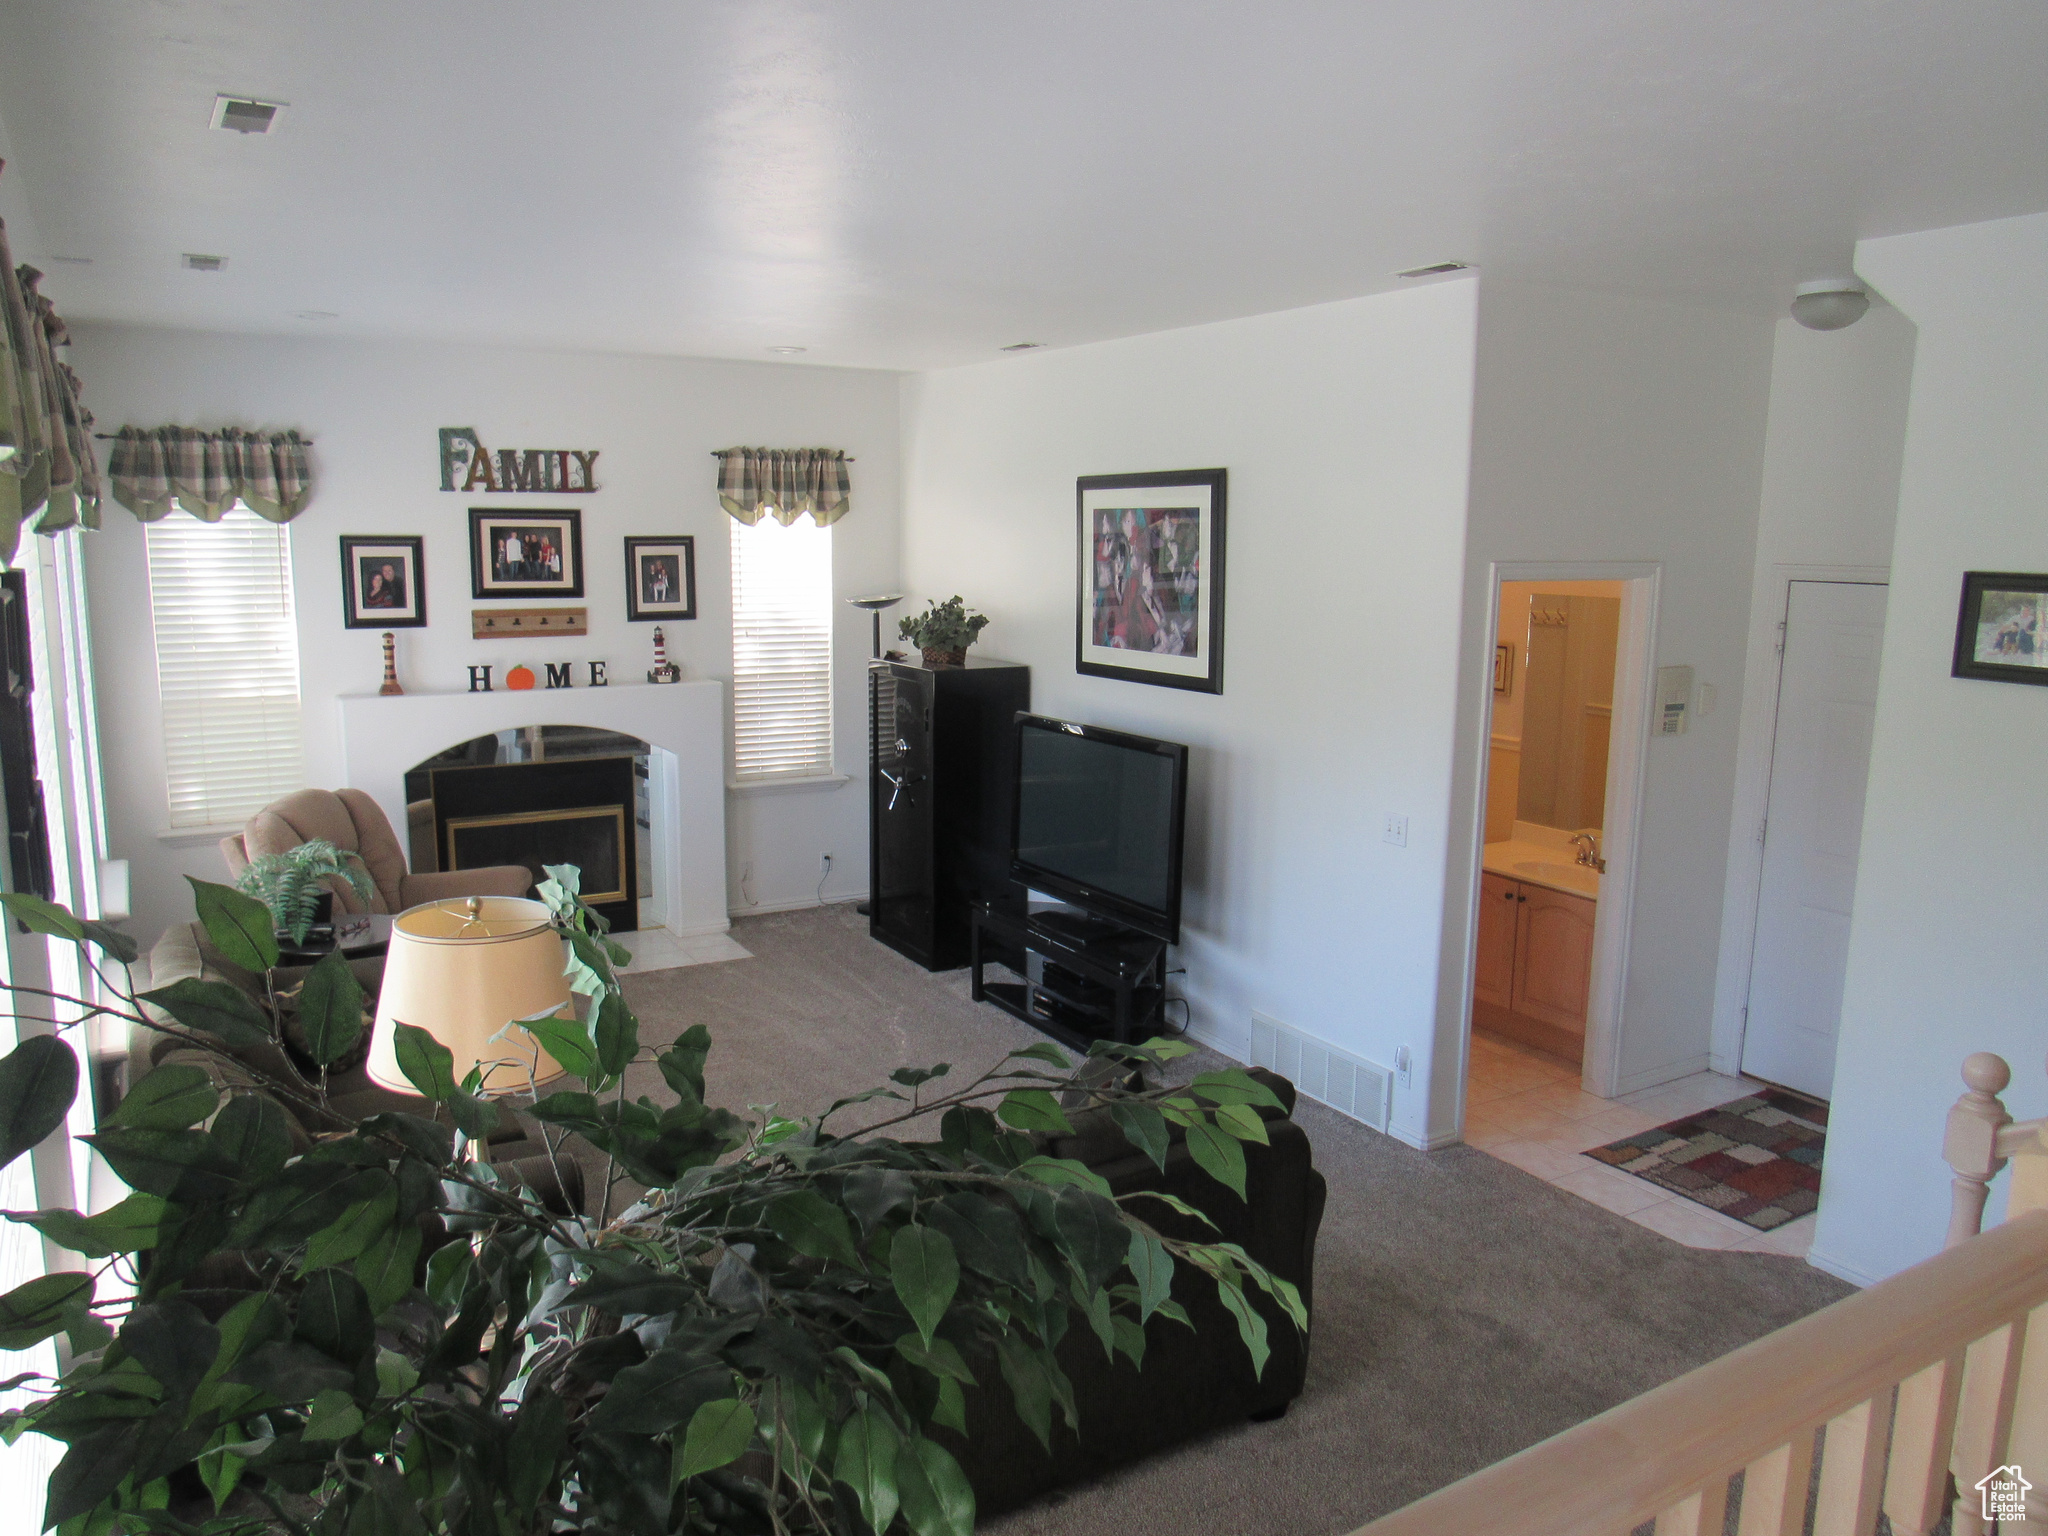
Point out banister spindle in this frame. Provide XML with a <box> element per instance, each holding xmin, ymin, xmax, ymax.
<box><xmin>1812</xmin><ymin>1396</ymin><xmax>1890</xmax><ymax>1536</ymax></box>
<box><xmin>1949</xmin><ymin>1317</ymin><xmax>2028</xmax><ymax>1536</ymax></box>
<box><xmin>1945</xmin><ymin>1053</ymin><xmax>2013</xmax><ymax>1248</ymax></box>
<box><xmin>1737</xmin><ymin>1435</ymin><xmax>1817</xmax><ymax>1536</ymax></box>
<box><xmin>1884</xmin><ymin>1355</ymin><xmax>1964</xmax><ymax>1536</ymax></box>
<box><xmin>1655</xmin><ymin>1480</ymin><xmax>1730</xmax><ymax>1535</ymax></box>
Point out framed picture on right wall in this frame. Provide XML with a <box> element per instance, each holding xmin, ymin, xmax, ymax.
<box><xmin>1075</xmin><ymin>467</ymin><xmax>1227</xmax><ymax>693</ymax></box>
<box><xmin>1951</xmin><ymin>570</ymin><xmax>2048</xmax><ymax>686</ymax></box>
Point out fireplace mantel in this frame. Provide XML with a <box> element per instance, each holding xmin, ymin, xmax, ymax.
<box><xmin>337</xmin><ymin>680</ymin><xmax>727</xmax><ymax>935</ymax></box>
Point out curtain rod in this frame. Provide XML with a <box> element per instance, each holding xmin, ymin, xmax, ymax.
<box><xmin>710</xmin><ymin>450</ymin><xmax>854</xmax><ymax>460</ymax></box>
<box><xmin>96</xmin><ymin>431</ymin><xmax>315</xmax><ymax>441</ymax></box>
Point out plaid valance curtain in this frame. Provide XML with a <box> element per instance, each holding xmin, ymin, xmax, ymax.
<box><xmin>0</xmin><ymin>220</ymin><xmax>101</xmax><ymax>565</ymax></box>
<box><xmin>715</xmin><ymin>446</ymin><xmax>850</xmax><ymax>527</ymax></box>
<box><xmin>108</xmin><ymin>426</ymin><xmax>314</xmax><ymax>523</ymax></box>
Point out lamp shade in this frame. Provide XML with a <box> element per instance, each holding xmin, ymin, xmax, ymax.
<box><xmin>367</xmin><ymin>896</ymin><xmax>572</xmax><ymax>1095</ymax></box>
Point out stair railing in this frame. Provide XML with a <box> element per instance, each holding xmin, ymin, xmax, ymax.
<box><xmin>1351</xmin><ymin>1052</ymin><xmax>2048</xmax><ymax>1536</ymax></box>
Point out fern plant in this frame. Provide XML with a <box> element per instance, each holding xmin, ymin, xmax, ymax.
<box><xmin>233</xmin><ymin>837</ymin><xmax>375</xmax><ymax>942</ymax></box>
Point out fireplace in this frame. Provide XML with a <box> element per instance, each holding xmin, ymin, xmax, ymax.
<box><xmin>406</xmin><ymin>727</ymin><xmax>648</xmax><ymax>931</ymax></box>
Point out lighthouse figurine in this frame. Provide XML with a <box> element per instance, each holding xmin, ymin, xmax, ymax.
<box><xmin>378</xmin><ymin>632</ymin><xmax>403</xmax><ymax>696</ymax></box>
<box><xmin>647</xmin><ymin>626</ymin><xmax>682</xmax><ymax>684</ymax></box>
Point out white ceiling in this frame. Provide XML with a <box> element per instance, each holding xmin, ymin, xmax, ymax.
<box><xmin>0</xmin><ymin>0</ymin><xmax>2043</xmax><ymax>371</ymax></box>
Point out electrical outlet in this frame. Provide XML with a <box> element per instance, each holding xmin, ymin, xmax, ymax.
<box><xmin>1383</xmin><ymin>813</ymin><xmax>1408</xmax><ymax>847</ymax></box>
<box><xmin>820</xmin><ymin>852</ymin><xmax>834</xmax><ymax>874</ymax></box>
<box><xmin>1394</xmin><ymin>1045</ymin><xmax>1412</xmax><ymax>1088</ymax></box>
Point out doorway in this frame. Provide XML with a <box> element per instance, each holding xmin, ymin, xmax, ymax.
<box><xmin>1469</xmin><ymin>581</ymin><xmax>1625</xmax><ymax>1103</ymax></box>
<box><xmin>1737</xmin><ymin>580</ymin><xmax>1888</xmax><ymax>1101</ymax></box>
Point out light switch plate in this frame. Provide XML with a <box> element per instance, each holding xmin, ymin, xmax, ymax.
<box><xmin>1383</xmin><ymin>813</ymin><xmax>1408</xmax><ymax>847</ymax></box>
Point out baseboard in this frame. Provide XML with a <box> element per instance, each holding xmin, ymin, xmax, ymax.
<box><xmin>1802</xmin><ymin>1246</ymin><xmax>1879</xmax><ymax>1288</ymax></box>
<box><xmin>1613</xmin><ymin>1053</ymin><xmax>1713</xmax><ymax>1096</ymax></box>
<box><xmin>664</xmin><ymin>918</ymin><xmax>735</xmax><ymax>937</ymax></box>
<box><xmin>726</xmin><ymin>894</ymin><xmax>863</xmax><ymax>919</ymax></box>
<box><xmin>1398</xmin><ymin>1125</ymin><xmax>1462</xmax><ymax>1151</ymax></box>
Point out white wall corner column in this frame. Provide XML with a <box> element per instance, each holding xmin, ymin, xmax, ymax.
<box><xmin>338</xmin><ymin>680</ymin><xmax>729</xmax><ymax>936</ymax></box>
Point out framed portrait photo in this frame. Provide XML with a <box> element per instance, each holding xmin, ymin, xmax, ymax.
<box><xmin>624</xmin><ymin>536</ymin><xmax>697</xmax><ymax>622</ymax></box>
<box><xmin>340</xmin><ymin>535</ymin><xmax>425</xmax><ymax>629</ymax></box>
<box><xmin>469</xmin><ymin>507</ymin><xmax>584</xmax><ymax>600</ymax></box>
<box><xmin>1495</xmin><ymin>643</ymin><xmax>1515</xmax><ymax>695</ymax></box>
<box><xmin>1076</xmin><ymin>468</ymin><xmax>1226</xmax><ymax>693</ymax></box>
<box><xmin>1952</xmin><ymin>571</ymin><xmax>2048</xmax><ymax>686</ymax></box>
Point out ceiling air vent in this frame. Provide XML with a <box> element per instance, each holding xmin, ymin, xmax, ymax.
<box><xmin>210</xmin><ymin>95</ymin><xmax>285</xmax><ymax>134</ymax></box>
<box><xmin>182</xmin><ymin>253</ymin><xmax>228</xmax><ymax>272</ymax></box>
<box><xmin>1000</xmin><ymin>342</ymin><xmax>1043</xmax><ymax>352</ymax></box>
<box><xmin>1394</xmin><ymin>261</ymin><xmax>1472</xmax><ymax>278</ymax></box>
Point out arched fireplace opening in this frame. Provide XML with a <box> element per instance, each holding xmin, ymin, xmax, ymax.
<box><xmin>403</xmin><ymin>725</ymin><xmax>651</xmax><ymax>932</ymax></box>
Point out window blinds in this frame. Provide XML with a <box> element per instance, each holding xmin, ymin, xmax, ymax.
<box><xmin>730</xmin><ymin>515</ymin><xmax>833</xmax><ymax>781</ymax></box>
<box><xmin>145</xmin><ymin>505</ymin><xmax>306</xmax><ymax>828</ymax></box>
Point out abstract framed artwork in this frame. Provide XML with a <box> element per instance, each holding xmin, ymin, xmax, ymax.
<box><xmin>623</xmin><ymin>536</ymin><xmax>697</xmax><ymax>622</ymax></box>
<box><xmin>1952</xmin><ymin>570</ymin><xmax>2048</xmax><ymax>686</ymax></box>
<box><xmin>469</xmin><ymin>507</ymin><xmax>584</xmax><ymax>600</ymax></box>
<box><xmin>1075</xmin><ymin>468</ymin><xmax>1226</xmax><ymax>693</ymax></box>
<box><xmin>339</xmin><ymin>535</ymin><xmax>425</xmax><ymax>629</ymax></box>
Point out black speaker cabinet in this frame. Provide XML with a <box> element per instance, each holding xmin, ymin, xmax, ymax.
<box><xmin>869</xmin><ymin>656</ymin><xmax>1030</xmax><ymax>970</ymax></box>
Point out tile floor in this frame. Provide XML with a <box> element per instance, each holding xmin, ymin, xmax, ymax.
<box><xmin>1464</xmin><ymin>1030</ymin><xmax>1819</xmax><ymax>1258</ymax></box>
<box><xmin>608</xmin><ymin>926</ymin><xmax>753</xmax><ymax>975</ymax></box>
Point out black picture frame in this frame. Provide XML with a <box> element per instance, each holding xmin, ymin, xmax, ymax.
<box><xmin>340</xmin><ymin>535</ymin><xmax>426</xmax><ymax>629</ymax></box>
<box><xmin>623</xmin><ymin>536</ymin><xmax>698</xmax><ymax>622</ymax></box>
<box><xmin>469</xmin><ymin>507</ymin><xmax>584</xmax><ymax>600</ymax></box>
<box><xmin>1075</xmin><ymin>468</ymin><xmax>1227</xmax><ymax>693</ymax></box>
<box><xmin>1952</xmin><ymin>570</ymin><xmax>2048</xmax><ymax>686</ymax></box>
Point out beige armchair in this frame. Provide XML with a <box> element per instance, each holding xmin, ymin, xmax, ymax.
<box><xmin>219</xmin><ymin>787</ymin><xmax>532</xmax><ymax>915</ymax></box>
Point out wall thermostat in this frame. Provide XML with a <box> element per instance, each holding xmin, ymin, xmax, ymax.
<box><xmin>1656</xmin><ymin>665</ymin><xmax>1695</xmax><ymax>736</ymax></box>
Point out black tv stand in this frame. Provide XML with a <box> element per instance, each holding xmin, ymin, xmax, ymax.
<box><xmin>969</xmin><ymin>902</ymin><xmax>1169</xmax><ymax>1050</ymax></box>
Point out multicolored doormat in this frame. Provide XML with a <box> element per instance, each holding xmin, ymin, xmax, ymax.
<box><xmin>1582</xmin><ymin>1089</ymin><xmax>1827</xmax><ymax>1230</ymax></box>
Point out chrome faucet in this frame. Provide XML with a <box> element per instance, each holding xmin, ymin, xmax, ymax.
<box><xmin>1570</xmin><ymin>831</ymin><xmax>1606</xmax><ymax>872</ymax></box>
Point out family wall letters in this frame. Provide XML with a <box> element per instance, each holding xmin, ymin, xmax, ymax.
<box><xmin>439</xmin><ymin>427</ymin><xmax>600</xmax><ymax>494</ymax></box>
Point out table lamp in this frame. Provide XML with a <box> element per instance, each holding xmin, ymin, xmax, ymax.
<box><xmin>367</xmin><ymin>895</ymin><xmax>572</xmax><ymax>1095</ymax></box>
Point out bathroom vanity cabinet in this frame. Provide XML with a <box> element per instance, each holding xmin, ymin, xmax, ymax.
<box><xmin>1474</xmin><ymin>871</ymin><xmax>1595</xmax><ymax>1063</ymax></box>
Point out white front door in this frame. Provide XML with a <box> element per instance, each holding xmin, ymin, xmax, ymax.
<box><xmin>1740</xmin><ymin>580</ymin><xmax>1888</xmax><ymax>1099</ymax></box>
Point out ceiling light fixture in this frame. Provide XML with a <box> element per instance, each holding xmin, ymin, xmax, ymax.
<box><xmin>1790</xmin><ymin>278</ymin><xmax>1869</xmax><ymax>331</ymax></box>
<box><xmin>210</xmin><ymin>95</ymin><xmax>286</xmax><ymax>135</ymax></box>
<box><xmin>1394</xmin><ymin>262</ymin><xmax>1472</xmax><ymax>278</ymax></box>
<box><xmin>181</xmin><ymin>253</ymin><xmax>228</xmax><ymax>272</ymax></box>
<box><xmin>1000</xmin><ymin>342</ymin><xmax>1043</xmax><ymax>351</ymax></box>
<box><xmin>767</xmin><ymin>345</ymin><xmax>807</xmax><ymax>355</ymax></box>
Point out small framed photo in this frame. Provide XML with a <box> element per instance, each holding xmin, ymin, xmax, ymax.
<box><xmin>469</xmin><ymin>507</ymin><xmax>583</xmax><ymax>600</ymax></box>
<box><xmin>1495</xmin><ymin>642</ymin><xmax>1514</xmax><ymax>694</ymax></box>
<box><xmin>624</xmin><ymin>536</ymin><xmax>697</xmax><ymax>622</ymax></box>
<box><xmin>1952</xmin><ymin>571</ymin><xmax>2048</xmax><ymax>686</ymax></box>
<box><xmin>1076</xmin><ymin>468</ymin><xmax>1227</xmax><ymax>693</ymax></box>
<box><xmin>340</xmin><ymin>535</ymin><xmax>425</xmax><ymax>629</ymax></box>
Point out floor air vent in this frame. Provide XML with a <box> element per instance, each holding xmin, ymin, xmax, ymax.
<box><xmin>1250</xmin><ymin>1010</ymin><xmax>1392</xmax><ymax>1133</ymax></box>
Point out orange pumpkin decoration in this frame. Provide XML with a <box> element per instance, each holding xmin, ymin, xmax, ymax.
<box><xmin>505</xmin><ymin>665</ymin><xmax>537</xmax><ymax>691</ymax></box>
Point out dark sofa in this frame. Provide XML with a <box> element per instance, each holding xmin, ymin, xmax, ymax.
<box><xmin>947</xmin><ymin>1067</ymin><xmax>1326</xmax><ymax>1512</ymax></box>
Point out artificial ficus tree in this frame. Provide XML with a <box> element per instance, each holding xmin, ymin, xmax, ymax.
<box><xmin>0</xmin><ymin>869</ymin><xmax>1303</xmax><ymax>1535</ymax></box>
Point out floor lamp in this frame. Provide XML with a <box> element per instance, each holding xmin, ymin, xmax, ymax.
<box><xmin>848</xmin><ymin>594</ymin><xmax>904</xmax><ymax>916</ymax></box>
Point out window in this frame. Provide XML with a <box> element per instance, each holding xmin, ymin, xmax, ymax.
<box><xmin>730</xmin><ymin>515</ymin><xmax>833</xmax><ymax>782</ymax></box>
<box><xmin>145</xmin><ymin>505</ymin><xmax>305</xmax><ymax>827</ymax></box>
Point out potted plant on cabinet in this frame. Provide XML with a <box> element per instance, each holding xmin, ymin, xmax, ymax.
<box><xmin>232</xmin><ymin>837</ymin><xmax>377</xmax><ymax>944</ymax></box>
<box><xmin>898</xmin><ymin>596</ymin><xmax>990</xmax><ymax>669</ymax></box>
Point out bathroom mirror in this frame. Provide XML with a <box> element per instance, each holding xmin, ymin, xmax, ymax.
<box><xmin>1515</xmin><ymin>592</ymin><xmax>1620</xmax><ymax>831</ymax></box>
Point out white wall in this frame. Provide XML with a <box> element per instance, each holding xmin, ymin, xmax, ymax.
<box><xmin>1440</xmin><ymin>283</ymin><xmax>1776</xmax><ymax>1128</ymax></box>
<box><xmin>1813</xmin><ymin>212</ymin><xmax>2048</xmax><ymax>1284</ymax></box>
<box><xmin>1709</xmin><ymin>308</ymin><xmax>1916</xmax><ymax>1078</ymax></box>
<box><xmin>68</xmin><ymin>324</ymin><xmax>901</xmax><ymax>948</ymax></box>
<box><xmin>899</xmin><ymin>282</ymin><xmax>1479</xmax><ymax>1148</ymax></box>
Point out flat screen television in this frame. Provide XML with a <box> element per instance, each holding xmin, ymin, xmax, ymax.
<box><xmin>1010</xmin><ymin>713</ymin><xmax>1189</xmax><ymax>944</ymax></box>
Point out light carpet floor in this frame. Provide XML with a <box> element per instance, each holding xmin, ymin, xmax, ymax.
<box><xmin>617</xmin><ymin>903</ymin><xmax>1854</xmax><ymax>1536</ymax></box>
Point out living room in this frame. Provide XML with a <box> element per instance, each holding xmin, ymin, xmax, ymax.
<box><xmin>1</xmin><ymin>4</ymin><xmax>2046</xmax><ymax>1533</ymax></box>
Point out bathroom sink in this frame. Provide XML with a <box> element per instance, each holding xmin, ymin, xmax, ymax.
<box><xmin>1513</xmin><ymin>860</ymin><xmax>1599</xmax><ymax>893</ymax></box>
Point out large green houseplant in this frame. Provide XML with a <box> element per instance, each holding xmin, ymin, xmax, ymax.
<box><xmin>0</xmin><ymin>871</ymin><xmax>1300</xmax><ymax>1535</ymax></box>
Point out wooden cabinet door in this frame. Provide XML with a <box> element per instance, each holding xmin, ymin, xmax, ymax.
<box><xmin>1474</xmin><ymin>873</ymin><xmax>1519</xmax><ymax>1009</ymax></box>
<box><xmin>1512</xmin><ymin>885</ymin><xmax>1596</xmax><ymax>1031</ymax></box>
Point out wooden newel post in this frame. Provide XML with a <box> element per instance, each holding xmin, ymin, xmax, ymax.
<box><xmin>1944</xmin><ymin>1052</ymin><xmax>2013</xmax><ymax>1250</ymax></box>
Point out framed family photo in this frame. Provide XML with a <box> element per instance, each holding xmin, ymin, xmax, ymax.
<box><xmin>1952</xmin><ymin>570</ymin><xmax>2048</xmax><ymax>686</ymax></box>
<box><xmin>469</xmin><ymin>507</ymin><xmax>583</xmax><ymax>600</ymax></box>
<box><xmin>339</xmin><ymin>535</ymin><xmax>425</xmax><ymax>629</ymax></box>
<box><xmin>1076</xmin><ymin>468</ymin><xmax>1227</xmax><ymax>693</ymax></box>
<box><xmin>624</xmin><ymin>536</ymin><xmax>697</xmax><ymax>622</ymax></box>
